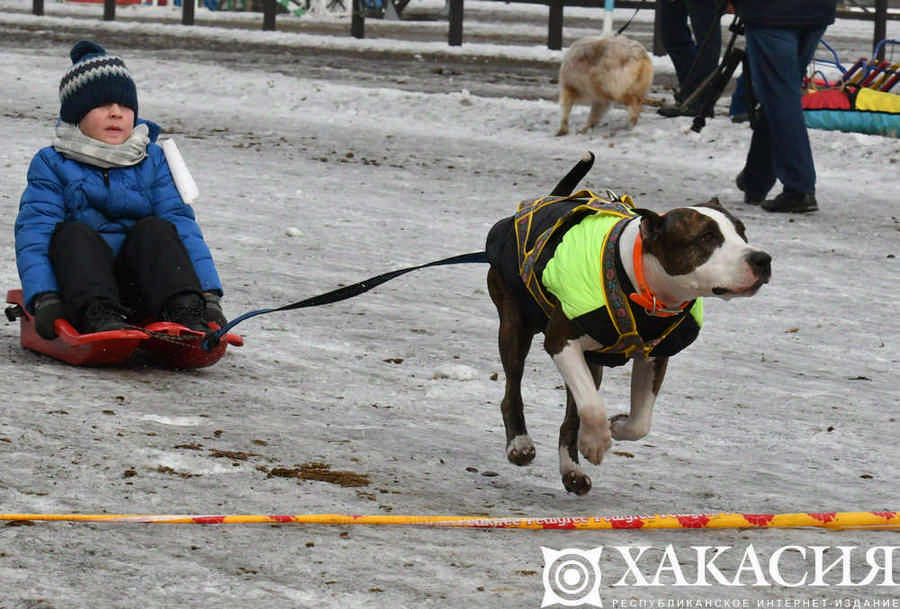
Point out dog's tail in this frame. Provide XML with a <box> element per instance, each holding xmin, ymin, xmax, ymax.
<box><xmin>550</xmin><ymin>151</ymin><xmax>595</xmax><ymax>196</ymax></box>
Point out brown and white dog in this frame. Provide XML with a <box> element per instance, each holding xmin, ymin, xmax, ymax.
<box><xmin>484</xmin><ymin>154</ymin><xmax>771</xmax><ymax>494</ymax></box>
<box><xmin>556</xmin><ymin>35</ymin><xmax>653</xmax><ymax>136</ymax></box>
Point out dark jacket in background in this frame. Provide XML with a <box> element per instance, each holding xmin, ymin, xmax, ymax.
<box><xmin>732</xmin><ymin>0</ymin><xmax>837</xmax><ymax>27</ymax></box>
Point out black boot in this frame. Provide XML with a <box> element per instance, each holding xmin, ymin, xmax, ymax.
<box><xmin>735</xmin><ymin>170</ymin><xmax>764</xmax><ymax>205</ymax></box>
<box><xmin>761</xmin><ymin>191</ymin><xmax>819</xmax><ymax>213</ymax></box>
<box><xmin>80</xmin><ymin>299</ymin><xmax>129</xmax><ymax>334</ymax></box>
<box><xmin>162</xmin><ymin>291</ymin><xmax>208</xmax><ymax>332</ymax></box>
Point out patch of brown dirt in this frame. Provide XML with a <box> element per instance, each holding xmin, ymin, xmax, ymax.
<box><xmin>266</xmin><ymin>462</ymin><xmax>370</xmax><ymax>487</ymax></box>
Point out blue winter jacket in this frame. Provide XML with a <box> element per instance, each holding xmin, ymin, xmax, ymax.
<box><xmin>732</xmin><ymin>0</ymin><xmax>836</xmax><ymax>27</ymax></box>
<box><xmin>15</xmin><ymin>119</ymin><xmax>222</xmax><ymax>310</ymax></box>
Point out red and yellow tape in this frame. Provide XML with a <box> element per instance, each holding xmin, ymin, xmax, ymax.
<box><xmin>1</xmin><ymin>511</ymin><xmax>898</xmax><ymax>530</ymax></box>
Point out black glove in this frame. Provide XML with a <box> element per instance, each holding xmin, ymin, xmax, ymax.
<box><xmin>34</xmin><ymin>292</ymin><xmax>65</xmax><ymax>340</ymax></box>
<box><xmin>203</xmin><ymin>292</ymin><xmax>227</xmax><ymax>329</ymax></box>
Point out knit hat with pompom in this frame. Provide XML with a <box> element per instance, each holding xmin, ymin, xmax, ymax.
<box><xmin>59</xmin><ymin>40</ymin><xmax>138</xmax><ymax>125</ymax></box>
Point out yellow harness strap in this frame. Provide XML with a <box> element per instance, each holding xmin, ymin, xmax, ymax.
<box><xmin>514</xmin><ymin>189</ymin><xmax>635</xmax><ymax>317</ymax></box>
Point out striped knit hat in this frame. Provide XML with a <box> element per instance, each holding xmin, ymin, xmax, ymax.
<box><xmin>59</xmin><ymin>40</ymin><xmax>138</xmax><ymax>125</ymax></box>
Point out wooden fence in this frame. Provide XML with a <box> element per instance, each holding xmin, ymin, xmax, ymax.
<box><xmin>25</xmin><ymin>0</ymin><xmax>900</xmax><ymax>59</ymax></box>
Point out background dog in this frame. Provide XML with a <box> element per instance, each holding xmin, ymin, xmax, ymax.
<box><xmin>485</xmin><ymin>154</ymin><xmax>771</xmax><ymax>495</ymax></box>
<box><xmin>556</xmin><ymin>35</ymin><xmax>653</xmax><ymax>136</ymax></box>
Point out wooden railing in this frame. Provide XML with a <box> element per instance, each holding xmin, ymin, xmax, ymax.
<box><xmin>25</xmin><ymin>0</ymin><xmax>899</xmax><ymax>59</ymax></box>
<box><xmin>351</xmin><ymin>0</ymin><xmax>897</xmax><ymax>59</ymax></box>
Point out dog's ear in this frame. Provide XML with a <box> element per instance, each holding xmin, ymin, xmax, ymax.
<box><xmin>695</xmin><ymin>197</ymin><xmax>725</xmax><ymax>212</ymax></box>
<box><xmin>636</xmin><ymin>208</ymin><xmax>665</xmax><ymax>242</ymax></box>
<box><xmin>632</xmin><ymin>207</ymin><xmax>658</xmax><ymax>218</ymax></box>
<box><xmin>695</xmin><ymin>197</ymin><xmax>748</xmax><ymax>240</ymax></box>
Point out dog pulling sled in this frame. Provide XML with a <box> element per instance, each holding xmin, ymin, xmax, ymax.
<box><xmin>4</xmin><ymin>153</ymin><xmax>602</xmax><ymax>369</ymax></box>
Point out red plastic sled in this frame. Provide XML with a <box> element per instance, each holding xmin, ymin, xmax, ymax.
<box><xmin>5</xmin><ymin>289</ymin><xmax>242</xmax><ymax>368</ymax></box>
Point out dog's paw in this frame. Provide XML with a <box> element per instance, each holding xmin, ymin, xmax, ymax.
<box><xmin>578</xmin><ymin>423</ymin><xmax>612</xmax><ymax>465</ymax></box>
<box><xmin>506</xmin><ymin>435</ymin><xmax>536</xmax><ymax>466</ymax></box>
<box><xmin>555</xmin><ymin>127</ymin><xmax>569</xmax><ymax>137</ymax></box>
<box><xmin>562</xmin><ymin>469</ymin><xmax>592</xmax><ymax>495</ymax></box>
<box><xmin>610</xmin><ymin>413</ymin><xmax>650</xmax><ymax>441</ymax></box>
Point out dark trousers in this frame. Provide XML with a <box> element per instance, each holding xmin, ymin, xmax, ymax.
<box><xmin>658</xmin><ymin>0</ymin><xmax>722</xmax><ymax>100</ymax></box>
<box><xmin>742</xmin><ymin>24</ymin><xmax>826</xmax><ymax>198</ymax></box>
<box><xmin>49</xmin><ymin>218</ymin><xmax>203</xmax><ymax>327</ymax></box>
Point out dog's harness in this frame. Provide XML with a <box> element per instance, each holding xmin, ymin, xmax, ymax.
<box><xmin>514</xmin><ymin>189</ymin><xmax>699</xmax><ymax>360</ymax></box>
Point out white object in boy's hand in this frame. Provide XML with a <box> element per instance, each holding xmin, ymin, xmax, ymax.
<box><xmin>160</xmin><ymin>138</ymin><xmax>200</xmax><ymax>205</ymax></box>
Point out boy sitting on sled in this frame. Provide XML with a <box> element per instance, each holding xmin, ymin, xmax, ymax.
<box><xmin>15</xmin><ymin>40</ymin><xmax>226</xmax><ymax>340</ymax></box>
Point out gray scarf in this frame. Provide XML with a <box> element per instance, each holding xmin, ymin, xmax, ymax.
<box><xmin>53</xmin><ymin>122</ymin><xmax>150</xmax><ymax>168</ymax></box>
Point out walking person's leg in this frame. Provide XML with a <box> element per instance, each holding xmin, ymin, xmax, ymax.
<box><xmin>682</xmin><ymin>0</ymin><xmax>722</xmax><ymax>95</ymax></box>
<box><xmin>744</xmin><ymin>25</ymin><xmax>820</xmax><ymax>212</ymax></box>
<box><xmin>659</xmin><ymin>0</ymin><xmax>696</xmax><ymax>99</ymax></box>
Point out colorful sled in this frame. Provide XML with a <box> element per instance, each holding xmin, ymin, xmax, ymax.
<box><xmin>803</xmin><ymin>86</ymin><xmax>900</xmax><ymax>137</ymax></box>
<box><xmin>5</xmin><ymin>289</ymin><xmax>242</xmax><ymax>368</ymax></box>
<box><xmin>803</xmin><ymin>39</ymin><xmax>900</xmax><ymax>137</ymax></box>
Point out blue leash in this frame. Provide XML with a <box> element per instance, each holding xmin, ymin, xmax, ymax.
<box><xmin>202</xmin><ymin>251</ymin><xmax>488</xmax><ymax>351</ymax></box>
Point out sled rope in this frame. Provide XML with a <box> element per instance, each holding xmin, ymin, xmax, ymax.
<box><xmin>203</xmin><ymin>251</ymin><xmax>488</xmax><ymax>351</ymax></box>
<box><xmin>1</xmin><ymin>510</ymin><xmax>898</xmax><ymax>530</ymax></box>
<box><xmin>200</xmin><ymin>153</ymin><xmax>603</xmax><ymax>351</ymax></box>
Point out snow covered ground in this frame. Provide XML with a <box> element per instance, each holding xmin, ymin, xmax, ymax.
<box><xmin>0</xmin><ymin>2</ymin><xmax>898</xmax><ymax>607</ymax></box>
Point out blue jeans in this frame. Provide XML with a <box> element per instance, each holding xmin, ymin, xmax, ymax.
<box><xmin>658</xmin><ymin>0</ymin><xmax>722</xmax><ymax>99</ymax></box>
<box><xmin>742</xmin><ymin>23</ymin><xmax>827</xmax><ymax>197</ymax></box>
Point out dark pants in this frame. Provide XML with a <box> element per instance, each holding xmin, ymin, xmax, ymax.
<box><xmin>658</xmin><ymin>0</ymin><xmax>722</xmax><ymax>100</ymax></box>
<box><xmin>741</xmin><ymin>23</ymin><xmax>826</xmax><ymax>198</ymax></box>
<box><xmin>49</xmin><ymin>218</ymin><xmax>202</xmax><ymax>327</ymax></box>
